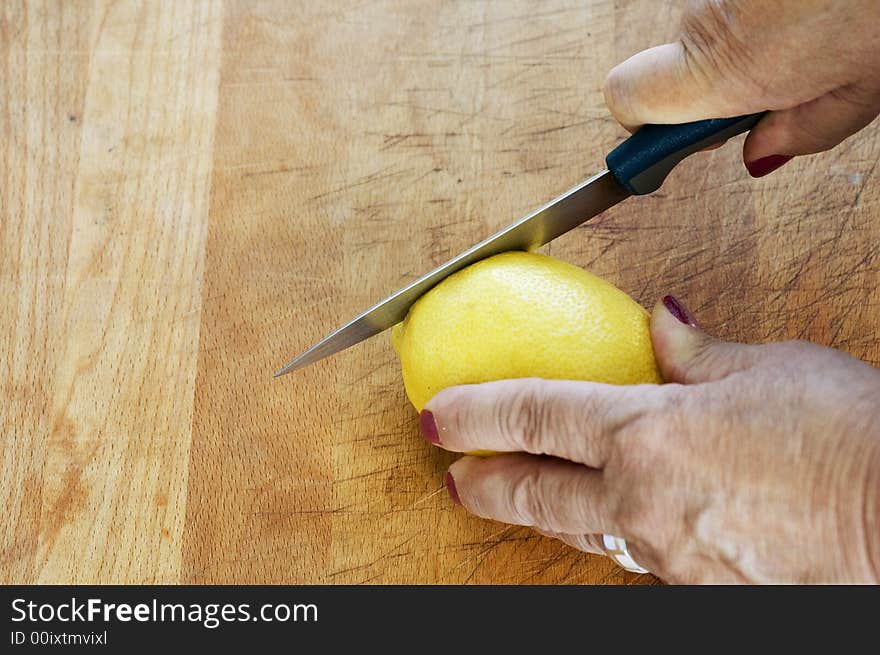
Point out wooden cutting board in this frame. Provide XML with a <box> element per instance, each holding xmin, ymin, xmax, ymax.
<box><xmin>3</xmin><ymin>0</ymin><xmax>879</xmax><ymax>584</ymax></box>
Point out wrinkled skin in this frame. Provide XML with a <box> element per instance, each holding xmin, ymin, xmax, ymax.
<box><xmin>603</xmin><ymin>0</ymin><xmax>880</xmax><ymax>169</ymax></box>
<box><xmin>424</xmin><ymin>301</ymin><xmax>880</xmax><ymax>583</ymax></box>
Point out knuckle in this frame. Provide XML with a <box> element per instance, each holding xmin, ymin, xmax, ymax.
<box><xmin>686</xmin><ymin>339</ymin><xmax>720</xmax><ymax>373</ymax></box>
<box><xmin>609</xmin><ymin>477</ymin><xmax>682</xmax><ymax>554</ymax></box>
<box><xmin>611</xmin><ymin>387</ymin><xmax>685</xmax><ymax>467</ymax></box>
<box><xmin>567</xmin><ymin>533</ymin><xmax>605</xmax><ymax>555</ymax></box>
<box><xmin>609</xmin><ymin>490</ymin><xmax>661</xmax><ymax>543</ymax></box>
<box><xmin>509</xmin><ymin>468</ymin><xmax>548</xmax><ymax>527</ymax></box>
<box><xmin>680</xmin><ymin>1</ymin><xmax>759</xmax><ymax>98</ymax></box>
<box><xmin>684</xmin><ymin>340</ymin><xmax>758</xmax><ymax>381</ymax></box>
<box><xmin>496</xmin><ymin>381</ymin><xmax>551</xmax><ymax>453</ymax></box>
<box><xmin>682</xmin><ymin>0</ymin><xmax>736</xmax><ymax>45</ymax></box>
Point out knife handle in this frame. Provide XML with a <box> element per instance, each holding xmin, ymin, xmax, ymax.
<box><xmin>605</xmin><ymin>113</ymin><xmax>766</xmax><ymax>195</ymax></box>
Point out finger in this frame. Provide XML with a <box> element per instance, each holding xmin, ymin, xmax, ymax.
<box><xmin>534</xmin><ymin>529</ymin><xmax>654</xmax><ymax>570</ymax></box>
<box><xmin>700</xmin><ymin>139</ymin><xmax>727</xmax><ymax>152</ymax></box>
<box><xmin>651</xmin><ymin>295</ymin><xmax>767</xmax><ymax>384</ymax></box>
<box><xmin>604</xmin><ymin>42</ymin><xmax>758</xmax><ymax>130</ymax></box>
<box><xmin>423</xmin><ymin>378</ymin><xmax>661</xmax><ymax>468</ymax></box>
<box><xmin>448</xmin><ymin>453</ymin><xmax>619</xmax><ymax>535</ymax></box>
<box><xmin>551</xmin><ymin>532</ymin><xmax>606</xmax><ymax>557</ymax></box>
<box><xmin>743</xmin><ymin>85</ymin><xmax>880</xmax><ymax>175</ymax></box>
<box><xmin>532</xmin><ymin>527</ymin><xmax>558</xmax><ymax>539</ymax></box>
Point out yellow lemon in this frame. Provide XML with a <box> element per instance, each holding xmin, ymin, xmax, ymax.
<box><xmin>391</xmin><ymin>251</ymin><xmax>662</xmax><ymax>411</ymax></box>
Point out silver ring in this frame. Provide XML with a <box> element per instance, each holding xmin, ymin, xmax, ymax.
<box><xmin>602</xmin><ymin>534</ymin><xmax>649</xmax><ymax>574</ymax></box>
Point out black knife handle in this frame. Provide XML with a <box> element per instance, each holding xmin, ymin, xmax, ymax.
<box><xmin>606</xmin><ymin>113</ymin><xmax>766</xmax><ymax>195</ymax></box>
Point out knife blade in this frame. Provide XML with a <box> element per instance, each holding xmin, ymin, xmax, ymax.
<box><xmin>274</xmin><ymin>113</ymin><xmax>764</xmax><ymax>377</ymax></box>
<box><xmin>274</xmin><ymin>169</ymin><xmax>627</xmax><ymax>376</ymax></box>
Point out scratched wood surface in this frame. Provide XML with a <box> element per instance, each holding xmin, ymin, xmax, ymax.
<box><xmin>2</xmin><ymin>0</ymin><xmax>879</xmax><ymax>584</ymax></box>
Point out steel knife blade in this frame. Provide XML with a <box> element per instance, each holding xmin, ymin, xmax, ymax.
<box><xmin>274</xmin><ymin>169</ymin><xmax>628</xmax><ymax>376</ymax></box>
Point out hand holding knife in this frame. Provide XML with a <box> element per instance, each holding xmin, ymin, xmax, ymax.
<box><xmin>275</xmin><ymin>113</ymin><xmax>764</xmax><ymax>377</ymax></box>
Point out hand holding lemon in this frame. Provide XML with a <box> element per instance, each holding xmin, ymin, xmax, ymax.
<box><xmin>390</xmin><ymin>252</ymin><xmax>880</xmax><ymax>584</ymax></box>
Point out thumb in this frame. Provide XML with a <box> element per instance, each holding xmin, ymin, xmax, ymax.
<box><xmin>604</xmin><ymin>42</ymin><xmax>757</xmax><ymax>130</ymax></box>
<box><xmin>650</xmin><ymin>295</ymin><xmax>765</xmax><ymax>384</ymax></box>
<box><xmin>743</xmin><ymin>86</ymin><xmax>880</xmax><ymax>175</ymax></box>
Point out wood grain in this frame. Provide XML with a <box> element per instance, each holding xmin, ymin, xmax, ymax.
<box><xmin>3</xmin><ymin>0</ymin><xmax>879</xmax><ymax>584</ymax></box>
<box><xmin>1</xmin><ymin>0</ymin><xmax>223</xmax><ymax>583</ymax></box>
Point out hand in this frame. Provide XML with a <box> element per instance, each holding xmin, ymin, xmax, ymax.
<box><xmin>603</xmin><ymin>0</ymin><xmax>880</xmax><ymax>177</ymax></box>
<box><xmin>420</xmin><ymin>297</ymin><xmax>880</xmax><ymax>583</ymax></box>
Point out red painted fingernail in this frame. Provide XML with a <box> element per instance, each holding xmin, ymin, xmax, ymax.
<box><xmin>445</xmin><ymin>471</ymin><xmax>461</xmax><ymax>505</ymax></box>
<box><xmin>663</xmin><ymin>295</ymin><xmax>697</xmax><ymax>327</ymax></box>
<box><xmin>745</xmin><ymin>154</ymin><xmax>792</xmax><ymax>178</ymax></box>
<box><xmin>419</xmin><ymin>409</ymin><xmax>440</xmax><ymax>445</ymax></box>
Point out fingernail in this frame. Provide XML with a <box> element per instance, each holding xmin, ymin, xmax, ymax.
<box><xmin>745</xmin><ymin>154</ymin><xmax>792</xmax><ymax>178</ymax></box>
<box><xmin>419</xmin><ymin>409</ymin><xmax>440</xmax><ymax>445</ymax></box>
<box><xmin>445</xmin><ymin>471</ymin><xmax>461</xmax><ymax>505</ymax></box>
<box><xmin>663</xmin><ymin>295</ymin><xmax>697</xmax><ymax>327</ymax></box>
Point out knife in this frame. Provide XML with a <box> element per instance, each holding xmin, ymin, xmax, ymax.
<box><xmin>274</xmin><ymin>113</ymin><xmax>764</xmax><ymax>377</ymax></box>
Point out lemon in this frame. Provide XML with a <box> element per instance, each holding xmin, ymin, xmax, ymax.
<box><xmin>391</xmin><ymin>251</ymin><xmax>662</xmax><ymax>411</ymax></box>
